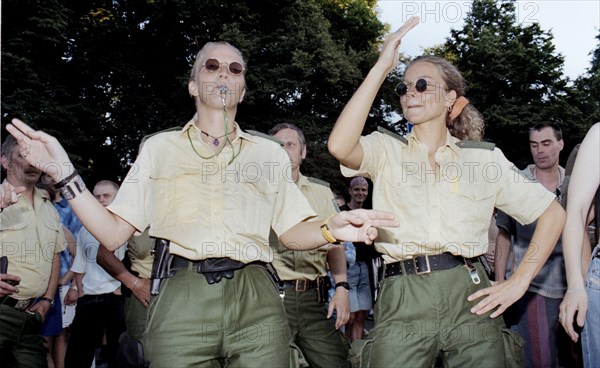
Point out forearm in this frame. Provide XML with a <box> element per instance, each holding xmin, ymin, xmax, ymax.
<box><xmin>327</xmin><ymin>245</ymin><xmax>347</xmax><ymax>283</ymax></box>
<box><xmin>511</xmin><ymin>201</ymin><xmax>565</xmax><ymax>283</ymax></box>
<box><xmin>97</xmin><ymin>246</ymin><xmax>137</xmax><ymax>290</ymax></box>
<box><xmin>328</xmin><ymin>64</ymin><xmax>389</xmax><ymax>166</ymax></box>
<box><xmin>494</xmin><ymin>229</ymin><xmax>511</xmax><ymax>281</ymax></box>
<box><xmin>563</xmin><ymin>213</ymin><xmax>588</xmax><ymax>289</ymax></box>
<box><xmin>280</xmin><ymin>221</ymin><xmax>327</xmax><ymax>251</ymax></box>
<box><xmin>42</xmin><ymin>253</ymin><xmax>61</xmax><ymax>299</ymax></box>
<box><xmin>67</xmin><ymin>191</ymin><xmax>134</xmax><ymax>250</ymax></box>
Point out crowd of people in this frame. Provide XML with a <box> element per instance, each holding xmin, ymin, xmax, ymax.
<box><xmin>1</xmin><ymin>15</ymin><xmax>599</xmax><ymax>368</ymax></box>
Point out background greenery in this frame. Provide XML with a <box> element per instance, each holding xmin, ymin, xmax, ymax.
<box><xmin>2</xmin><ymin>0</ymin><xmax>598</xmax><ymax>197</ymax></box>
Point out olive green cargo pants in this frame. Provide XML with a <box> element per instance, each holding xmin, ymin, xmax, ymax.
<box><xmin>143</xmin><ymin>264</ymin><xmax>292</xmax><ymax>367</ymax></box>
<box><xmin>282</xmin><ymin>288</ymin><xmax>350</xmax><ymax>368</ymax></box>
<box><xmin>351</xmin><ymin>262</ymin><xmax>524</xmax><ymax>367</ymax></box>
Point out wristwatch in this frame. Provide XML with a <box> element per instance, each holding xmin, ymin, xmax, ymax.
<box><xmin>38</xmin><ymin>296</ymin><xmax>55</xmax><ymax>308</ymax></box>
<box><xmin>335</xmin><ymin>281</ymin><xmax>350</xmax><ymax>290</ymax></box>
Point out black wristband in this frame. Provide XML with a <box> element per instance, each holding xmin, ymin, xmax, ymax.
<box><xmin>54</xmin><ymin>170</ymin><xmax>79</xmax><ymax>189</ymax></box>
<box><xmin>38</xmin><ymin>296</ymin><xmax>55</xmax><ymax>308</ymax></box>
<box><xmin>335</xmin><ymin>281</ymin><xmax>350</xmax><ymax>290</ymax></box>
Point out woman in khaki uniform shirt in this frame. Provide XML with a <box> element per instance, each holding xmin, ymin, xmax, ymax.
<box><xmin>328</xmin><ymin>17</ymin><xmax>566</xmax><ymax>367</ymax></box>
<box><xmin>5</xmin><ymin>41</ymin><xmax>399</xmax><ymax>367</ymax></box>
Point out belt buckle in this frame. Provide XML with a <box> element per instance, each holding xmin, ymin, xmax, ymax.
<box><xmin>15</xmin><ymin>299</ymin><xmax>31</xmax><ymax>311</ymax></box>
<box><xmin>414</xmin><ymin>256</ymin><xmax>431</xmax><ymax>275</ymax></box>
<box><xmin>295</xmin><ymin>280</ymin><xmax>307</xmax><ymax>291</ymax></box>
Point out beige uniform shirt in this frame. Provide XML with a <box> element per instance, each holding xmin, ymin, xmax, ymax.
<box><xmin>108</xmin><ymin>119</ymin><xmax>317</xmax><ymax>263</ymax></box>
<box><xmin>272</xmin><ymin>174</ymin><xmax>337</xmax><ymax>280</ymax></box>
<box><xmin>342</xmin><ymin>130</ymin><xmax>555</xmax><ymax>263</ymax></box>
<box><xmin>127</xmin><ymin>228</ymin><xmax>153</xmax><ymax>279</ymax></box>
<box><xmin>1</xmin><ymin>187</ymin><xmax>66</xmax><ymax>299</ymax></box>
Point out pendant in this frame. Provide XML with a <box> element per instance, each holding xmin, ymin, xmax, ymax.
<box><xmin>213</xmin><ymin>138</ymin><xmax>219</xmax><ymax>146</ymax></box>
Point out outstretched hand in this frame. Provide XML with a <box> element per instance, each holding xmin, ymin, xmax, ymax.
<box><xmin>377</xmin><ymin>16</ymin><xmax>420</xmax><ymax>73</ymax></box>
<box><xmin>329</xmin><ymin>209</ymin><xmax>399</xmax><ymax>244</ymax></box>
<box><xmin>6</xmin><ymin>118</ymin><xmax>74</xmax><ymax>182</ymax></box>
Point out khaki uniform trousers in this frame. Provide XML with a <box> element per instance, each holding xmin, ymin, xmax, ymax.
<box><xmin>351</xmin><ymin>262</ymin><xmax>524</xmax><ymax>368</ymax></box>
<box><xmin>283</xmin><ymin>288</ymin><xmax>350</xmax><ymax>368</ymax></box>
<box><xmin>143</xmin><ymin>263</ymin><xmax>292</xmax><ymax>368</ymax></box>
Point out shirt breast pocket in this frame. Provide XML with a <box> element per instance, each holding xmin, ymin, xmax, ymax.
<box><xmin>150</xmin><ymin>164</ymin><xmax>203</xmax><ymax>228</ymax></box>
<box><xmin>444</xmin><ymin>184</ymin><xmax>495</xmax><ymax>233</ymax></box>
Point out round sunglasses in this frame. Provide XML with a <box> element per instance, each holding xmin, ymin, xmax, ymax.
<box><xmin>202</xmin><ymin>58</ymin><xmax>245</xmax><ymax>76</ymax></box>
<box><xmin>395</xmin><ymin>79</ymin><xmax>446</xmax><ymax>96</ymax></box>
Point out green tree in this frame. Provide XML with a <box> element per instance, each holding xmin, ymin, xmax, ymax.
<box><xmin>2</xmin><ymin>0</ymin><xmax>387</xmax><ymax>191</ymax></box>
<box><xmin>573</xmin><ymin>32</ymin><xmax>600</xmax><ymax>132</ymax></box>
<box><xmin>440</xmin><ymin>0</ymin><xmax>584</xmax><ymax>167</ymax></box>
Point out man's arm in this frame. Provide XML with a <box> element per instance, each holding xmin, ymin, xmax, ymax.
<box><xmin>326</xmin><ymin>244</ymin><xmax>349</xmax><ymax>329</ymax></box>
<box><xmin>29</xmin><ymin>252</ymin><xmax>60</xmax><ymax>319</ymax></box>
<box><xmin>97</xmin><ymin>245</ymin><xmax>150</xmax><ymax>307</ymax></box>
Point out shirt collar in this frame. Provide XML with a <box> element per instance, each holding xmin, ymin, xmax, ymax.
<box><xmin>179</xmin><ymin>117</ymin><xmax>255</xmax><ymax>144</ymax></box>
<box><xmin>406</xmin><ymin>129</ymin><xmax>462</xmax><ymax>156</ymax></box>
<box><xmin>297</xmin><ymin>174</ymin><xmax>309</xmax><ymax>190</ymax></box>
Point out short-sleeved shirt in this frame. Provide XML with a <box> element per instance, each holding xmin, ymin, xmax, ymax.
<box><xmin>72</xmin><ymin>227</ymin><xmax>126</xmax><ymax>295</ymax></box>
<box><xmin>496</xmin><ymin>164</ymin><xmax>566</xmax><ymax>298</ymax></box>
<box><xmin>1</xmin><ymin>186</ymin><xmax>66</xmax><ymax>299</ymax></box>
<box><xmin>341</xmin><ymin>130</ymin><xmax>556</xmax><ymax>263</ymax></box>
<box><xmin>271</xmin><ymin>174</ymin><xmax>337</xmax><ymax>280</ymax></box>
<box><xmin>127</xmin><ymin>228</ymin><xmax>154</xmax><ymax>279</ymax></box>
<box><xmin>108</xmin><ymin>119</ymin><xmax>317</xmax><ymax>263</ymax></box>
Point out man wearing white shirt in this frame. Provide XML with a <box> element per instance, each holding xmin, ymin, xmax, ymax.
<box><xmin>64</xmin><ymin>180</ymin><xmax>126</xmax><ymax>368</ymax></box>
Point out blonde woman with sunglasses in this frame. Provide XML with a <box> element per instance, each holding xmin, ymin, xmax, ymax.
<box><xmin>328</xmin><ymin>17</ymin><xmax>566</xmax><ymax>367</ymax></box>
<box><xmin>5</xmin><ymin>41</ymin><xmax>399</xmax><ymax>367</ymax></box>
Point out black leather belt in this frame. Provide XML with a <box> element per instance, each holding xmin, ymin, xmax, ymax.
<box><xmin>170</xmin><ymin>255</ymin><xmax>269</xmax><ymax>285</ymax></box>
<box><xmin>384</xmin><ymin>253</ymin><xmax>472</xmax><ymax>278</ymax></box>
<box><xmin>279</xmin><ymin>278</ymin><xmax>320</xmax><ymax>291</ymax></box>
<box><xmin>1</xmin><ymin>296</ymin><xmax>35</xmax><ymax>311</ymax></box>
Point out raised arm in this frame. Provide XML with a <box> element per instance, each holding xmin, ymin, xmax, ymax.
<box><xmin>328</xmin><ymin>16</ymin><xmax>419</xmax><ymax>169</ymax></box>
<box><xmin>6</xmin><ymin>119</ymin><xmax>135</xmax><ymax>248</ymax></box>
<box><xmin>560</xmin><ymin>122</ymin><xmax>600</xmax><ymax>342</ymax></box>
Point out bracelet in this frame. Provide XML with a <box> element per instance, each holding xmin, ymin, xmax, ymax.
<box><xmin>320</xmin><ymin>215</ymin><xmax>341</xmax><ymax>244</ymax></box>
<box><xmin>69</xmin><ymin>285</ymin><xmax>78</xmax><ymax>292</ymax></box>
<box><xmin>38</xmin><ymin>296</ymin><xmax>55</xmax><ymax>307</ymax></box>
<box><xmin>566</xmin><ymin>288</ymin><xmax>585</xmax><ymax>293</ymax></box>
<box><xmin>54</xmin><ymin>170</ymin><xmax>79</xmax><ymax>189</ymax></box>
<box><xmin>59</xmin><ymin>175</ymin><xmax>88</xmax><ymax>200</ymax></box>
<box><xmin>335</xmin><ymin>281</ymin><xmax>350</xmax><ymax>290</ymax></box>
<box><xmin>132</xmin><ymin>278</ymin><xmax>139</xmax><ymax>291</ymax></box>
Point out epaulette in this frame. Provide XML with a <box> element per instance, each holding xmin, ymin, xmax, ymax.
<box><xmin>140</xmin><ymin>126</ymin><xmax>182</xmax><ymax>147</ymax></box>
<box><xmin>245</xmin><ymin>130</ymin><xmax>284</xmax><ymax>146</ymax></box>
<box><xmin>377</xmin><ymin>126</ymin><xmax>408</xmax><ymax>145</ymax></box>
<box><xmin>306</xmin><ymin>176</ymin><xmax>330</xmax><ymax>188</ymax></box>
<box><xmin>456</xmin><ymin>140</ymin><xmax>496</xmax><ymax>150</ymax></box>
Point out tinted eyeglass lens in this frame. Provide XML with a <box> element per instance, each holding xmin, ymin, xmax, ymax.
<box><xmin>204</xmin><ymin>59</ymin><xmax>221</xmax><ymax>71</ymax></box>
<box><xmin>204</xmin><ymin>59</ymin><xmax>244</xmax><ymax>75</ymax></box>
<box><xmin>395</xmin><ymin>83</ymin><xmax>408</xmax><ymax>96</ymax></box>
<box><xmin>228</xmin><ymin>62</ymin><xmax>244</xmax><ymax>75</ymax></box>
<box><xmin>395</xmin><ymin>79</ymin><xmax>430</xmax><ymax>96</ymax></box>
<box><xmin>415</xmin><ymin>79</ymin><xmax>428</xmax><ymax>92</ymax></box>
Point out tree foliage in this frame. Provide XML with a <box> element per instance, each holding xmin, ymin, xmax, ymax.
<box><xmin>2</xmin><ymin>0</ymin><xmax>387</xmax><ymax>192</ymax></box>
<box><xmin>438</xmin><ymin>0</ymin><xmax>589</xmax><ymax>167</ymax></box>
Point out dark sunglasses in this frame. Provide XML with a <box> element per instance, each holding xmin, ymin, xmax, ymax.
<box><xmin>395</xmin><ymin>79</ymin><xmax>438</xmax><ymax>96</ymax></box>
<box><xmin>203</xmin><ymin>58</ymin><xmax>245</xmax><ymax>76</ymax></box>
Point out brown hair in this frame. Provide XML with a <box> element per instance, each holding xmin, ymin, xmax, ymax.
<box><xmin>407</xmin><ymin>55</ymin><xmax>484</xmax><ymax>141</ymax></box>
